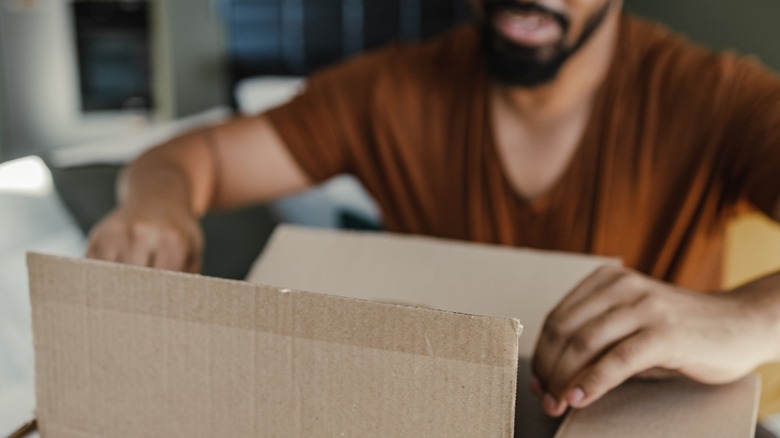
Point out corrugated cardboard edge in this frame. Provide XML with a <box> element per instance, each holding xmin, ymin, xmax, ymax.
<box><xmin>554</xmin><ymin>375</ymin><xmax>762</xmax><ymax>438</ymax></box>
<box><xmin>7</xmin><ymin>419</ymin><xmax>37</xmax><ymax>438</ymax></box>
<box><xmin>27</xmin><ymin>252</ymin><xmax>523</xmax><ymax>365</ymax></box>
<box><xmin>250</xmin><ymin>225</ymin><xmax>622</xmax><ymax>278</ymax></box>
<box><xmin>27</xmin><ymin>252</ymin><xmax>524</xmax><ymax>437</ymax></box>
<box><xmin>247</xmin><ymin>225</ymin><xmax>619</xmax><ymax>361</ymax></box>
<box><xmin>755</xmin><ymin>375</ymin><xmax>765</xmax><ymax>432</ymax></box>
<box><xmin>243</xmin><ymin>224</ymin><xmax>620</xmax><ymax>438</ymax></box>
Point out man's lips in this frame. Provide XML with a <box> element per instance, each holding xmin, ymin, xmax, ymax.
<box><xmin>492</xmin><ymin>7</ymin><xmax>563</xmax><ymax>46</ymax></box>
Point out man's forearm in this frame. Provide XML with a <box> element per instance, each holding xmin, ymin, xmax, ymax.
<box><xmin>729</xmin><ymin>270</ymin><xmax>780</xmax><ymax>363</ymax></box>
<box><xmin>118</xmin><ymin>130</ymin><xmax>219</xmax><ymax>217</ymax></box>
<box><xmin>87</xmin><ymin>115</ymin><xmax>309</xmax><ymax>272</ymax></box>
<box><xmin>86</xmin><ymin>131</ymin><xmax>215</xmax><ymax>271</ymax></box>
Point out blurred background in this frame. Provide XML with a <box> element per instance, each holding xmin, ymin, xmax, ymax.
<box><xmin>1</xmin><ymin>0</ymin><xmax>780</xmax><ymax>435</ymax></box>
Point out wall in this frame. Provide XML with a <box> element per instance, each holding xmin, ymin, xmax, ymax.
<box><xmin>152</xmin><ymin>0</ymin><xmax>228</xmax><ymax>120</ymax></box>
<box><xmin>0</xmin><ymin>0</ymin><xmax>228</xmax><ymax>161</ymax></box>
<box><xmin>625</xmin><ymin>0</ymin><xmax>780</xmax><ymax>71</ymax></box>
<box><xmin>0</xmin><ymin>0</ymin><xmax>148</xmax><ymax>160</ymax></box>
<box><xmin>0</xmin><ymin>18</ymin><xmax>7</xmax><ymax>161</ymax></box>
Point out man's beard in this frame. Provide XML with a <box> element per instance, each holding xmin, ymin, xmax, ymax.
<box><xmin>481</xmin><ymin>0</ymin><xmax>614</xmax><ymax>88</ymax></box>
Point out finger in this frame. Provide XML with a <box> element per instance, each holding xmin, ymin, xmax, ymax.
<box><xmin>550</xmin><ymin>272</ymin><xmax>648</xmax><ymax>338</ymax></box>
<box><xmin>118</xmin><ymin>243</ymin><xmax>154</xmax><ymax>266</ymax></box>
<box><xmin>151</xmin><ymin>242</ymin><xmax>188</xmax><ymax>271</ymax></box>
<box><xmin>85</xmin><ymin>235</ymin><xmax>98</xmax><ymax>258</ymax></box>
<box><xmin>153</xmin><ymin>233</ymin><xmax>189</xmax><ymax>271</ymax></box>
<box><xmin>564</xmin><ymin>330</ymin><xmax>665</xmax><ymax>409</ymax></box>
<box><xmin>184</xmin><ymin>230</ymin><xmax>204</xmax><ymax>274</ymax></box>
<box><xmin>86</xmin><ymin>232</ymin><xmax>123</xmax><ymax>262</ymax></box>
<box><xmin>545</xmin><ymin>303</ymin><xmax>646</xmax><ymax>397</ymax></box>
<box><xmin>85</xmin><ymin>241</ymin><xmax>103</xmax><ymax>260</ymax></box>
<box><xmin>553</xmin><ymin>265</ymin><xmax>624</xmax><ymax>314</ymax></box>
<box><xmin>542</xmin><ymin>392</ymin><xmax>569</xmax><ymax>417</ymax></box>
<box><xmin>530</xmin><ymin>375</ymin><xmax>543</xmax><ymax>397</ymax></box>
<box><xmin>533</xmin><ymin>273</ymin><xmax>639</xmax><ymax>387</ymax></box>
<box><xmin>185</xmin><ymin>255</ymin><xmax>202</xmax><ymax>274</ymax></box>
<box><xmin>123</xmin><ymin>235</ymin><xmax>157</xmax><ymax>267</ymax></box>
<box><xmin>87</xmin><ymin>245</ymin><xmax>121</xmax><ymax>263</ymax></box>
<box><xmin>635</xmin><ymin>367</ymin><xmax>679</xmax><ymax>380</ymax></box>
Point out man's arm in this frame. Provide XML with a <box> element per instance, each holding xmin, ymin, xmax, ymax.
<box><xmin>533</xmin><ymin>123</ymin><xmax>780</xmax><ymax>416</ymax></box>
<box><xmin>531</xmin><ymin>264</ymin><xmax>780</xmax><ymax>417</ymax></box>
<box><xmin>531</xmin><ymin>47</ymin><xmax>780</xmax><ymax>418</ymax></box>
<box><xmin>86</xmin><ymin>115</ymin><xmax>311</xmax><ymax>272</ymax></box>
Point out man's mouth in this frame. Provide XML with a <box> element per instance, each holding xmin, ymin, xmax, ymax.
<box><xmin>491</xmin><ymin>6</ymin><xmax>564</xmax><ymax>47</ymax></box>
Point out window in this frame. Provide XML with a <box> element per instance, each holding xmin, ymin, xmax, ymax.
<box><xmin>72</xmin><ymin>0</ymin><xmax>152</xmax><ymax>112</ymax></box>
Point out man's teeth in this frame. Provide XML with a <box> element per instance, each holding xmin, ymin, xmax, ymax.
<box><xmin>508</xmin><ymin>13</ymin><xmax>544</xmax><ymax>30</ymax></box>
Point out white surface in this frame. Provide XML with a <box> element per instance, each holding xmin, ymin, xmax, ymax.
<box><xmin>0</xmin><ymin>0</ymin><xmax>165</xmax><ymax>161</ymax></box>
<box><xmin>49</xmin><ymin>107</ymin><xmax>231</xmax><ymax>168</ymax></box>
<box><xmin>0</xmin><ymin>157</ymin><xmax>86</xmax><ymax>436</ymax></box>
<box><xmin>767</xmin><ymin>414</ymin><xmax>780</xmax><ymax>436</ymax></box>
<box><xmin>234</xmin><ymin>76</ymin><xmax>304</xmax><ymax>116</ymax></box>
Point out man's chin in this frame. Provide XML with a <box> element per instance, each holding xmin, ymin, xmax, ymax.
<box><xmin>484</xmin><ymin>37</ymin><xmax>568</xmax><ymax>87</ymax></box>
<box><xmin>487</xmin><ymin>63</ymin><xmax>563</xmax><ymax>88</ymax></box>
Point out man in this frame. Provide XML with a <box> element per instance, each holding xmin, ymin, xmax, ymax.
<box><xmin>87</xmin><ymin>0</ymin><xmax>780</xmax><ymax>420</ymax></box>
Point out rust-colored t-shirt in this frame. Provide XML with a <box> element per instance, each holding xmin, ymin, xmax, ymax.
<box><xmin>266</xmin><ymin>15</ymin><xmax>780</xmax><ymax>291</ymax></box>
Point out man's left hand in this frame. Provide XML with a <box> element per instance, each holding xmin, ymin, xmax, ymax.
<box><xmin>532</xmin><ymin>265</ymin><xmax>777</xmax><ymax>417</ymax></box>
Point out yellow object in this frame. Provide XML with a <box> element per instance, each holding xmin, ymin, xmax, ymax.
<box><xmin>725</xmin><ymin>212</ymin><xmax>780</xmax><ymax>419</ymax></box>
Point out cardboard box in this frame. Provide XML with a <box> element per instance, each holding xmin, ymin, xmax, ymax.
<box><xmin>26</xmin><ymin>225</ymin><xmax>760</xmax><ymax>437</ymax></box>
<box><xmin>245</xmin><ymin>226</ymin><xmax>760</xmax><ymax>437</ymax></box>
<box><xmin>27</xmin><ymin>253</ymin><xmax>521</xmax><ymax>437</ymax></box>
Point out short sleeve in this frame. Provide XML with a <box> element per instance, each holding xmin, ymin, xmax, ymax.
<box><xmin>264</xmin><ymin>51</ymin><xmax>386</xmax><ymax>184</ymax></box>
<box><xmin>720</xmin><ymin>56</ymin><xmax>780</xmax><ymax>216</ymax></box>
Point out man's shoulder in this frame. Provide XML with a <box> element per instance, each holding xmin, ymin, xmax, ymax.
<box><xmin>620</xmin><ymin>15</ymin><xmax>719</xmax><ymax>80</ymax></box>
<box><xmin>619</xmin><ymin>14</ymin><xmax>777</xmax><ymax>95</ymax></box>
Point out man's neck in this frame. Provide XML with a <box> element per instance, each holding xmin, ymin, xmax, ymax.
<box><xmin>493</xmin><ymin>9</ymin><xmax>622</xmax><ymax>124</ymax></box>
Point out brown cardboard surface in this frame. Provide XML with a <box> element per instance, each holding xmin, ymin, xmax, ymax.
<box><xmin>246</xmin><ymin>225</ymin><xmax>618</xmax><ymax>358</ymax></box>
<box><xmin>555</xmin><ymin>376</ymin><xmax>761</xmax><ymax>438</ymax></box>
<box><xmin>246</xmin><ymin>225</ymin><xmax>617</xmax><ymax>437</ymax></box>
<box><xmin>247</xmin><ymin>226</ymin><xmax>761</xmax><ymax>438</ymax></box>
<box><xmin>28</xmin><ymin>253</ymin><xmax>521</xmax><ymax>437</ymax></box>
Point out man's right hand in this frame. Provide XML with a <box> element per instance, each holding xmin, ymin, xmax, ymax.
<box><xmin>86</xmin><ymin>204</ymin><xmax>204</xmax><ymax>273</ymax></box>
<box><xmin>84</xmin><ymin>115</ymin><xmax>311</xmax><ymax>272</ymax></box>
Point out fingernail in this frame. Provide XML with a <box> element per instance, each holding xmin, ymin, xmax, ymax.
<box><xmin>530</xmin><ymin>376</ymin><xmax>543</xmax><ymax>396</ymax></box>
<box><xmin>543</xmin><ymin>393</ymin><xmax>558</xmax><ymax>415</ymax></box>
<box><xmin>568</xmin><ymin>387</ymin><xmax>585</xmax><ymax>406</ymax></box>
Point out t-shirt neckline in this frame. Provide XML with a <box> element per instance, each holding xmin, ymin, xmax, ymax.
<box><xmin>480</xmin><ymin>16</ymin><xmax>626</xmax><ymax>216</ymax></box>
